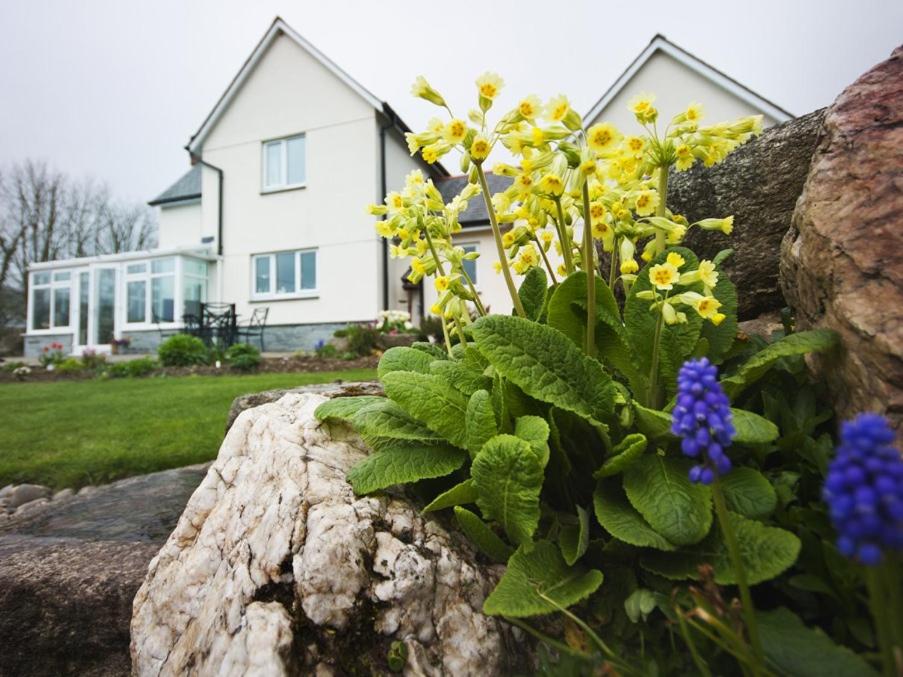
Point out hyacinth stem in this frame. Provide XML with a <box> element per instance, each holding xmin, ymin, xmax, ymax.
<box><xmin>475</xmin><ymin>163</ymin><xmax>526</xmax><ymax>317</ymax></box>
<box><xmin>712</xmin><ymin>478</ymin><xmax>764</xmax><ymax>673</ymax></box>
<box><xmin>581</xmin><ymin>181</ymin><xmax>597</xmax><ymax>357</ymax></box>
<box><xmin>555</xmin><ymin>198</ymin><xmax>575</xmax><ymax>275</ymax></box>
<box><xmin>866</xmin><ymin>563</ymin><xmax>901</xmax><ymax>677</ymax></box>
<box><xmin>653</xmin><ymin>166</ymin><xmax>669</xmax><ymax>256</ymax></box>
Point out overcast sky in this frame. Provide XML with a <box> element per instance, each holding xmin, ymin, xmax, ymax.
<box><xmin>1</xmin><ymin>0</ymin><xmax>900</xmax><ymax>204</ymax></box>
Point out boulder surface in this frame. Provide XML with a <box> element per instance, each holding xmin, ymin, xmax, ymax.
<box><xmin>131</xmin><ymin>388</ymin><xmax>527</xmax><ymax>676</ymax></box>
<box><xmin>780</xmin><ymin>46</ymin><xmax>903</xmax><ymax>439</ymax></box>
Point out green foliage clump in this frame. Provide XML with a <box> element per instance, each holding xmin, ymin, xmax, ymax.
<box><xmin>107</xmin><ymin>357</ymin><xmax>158</xmax><ymax>378</ymax></box>
<box><xmin>56</xmin><ymin>357</ymin><xmax>84</xmax><ymax>375</ymax></box>
<box><xmin>158</xmin><ymin>334</ymin><xmax>208</xmax><ymax>367</ymax></box>
<box><xmin>225</xmin><ymin>343</ymin><xmax>261</xmax><ymax>372</ymax></box>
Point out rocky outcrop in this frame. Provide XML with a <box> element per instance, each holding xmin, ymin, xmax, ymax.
<box><xmin>780</xmin><ymin>46</ymin><xmax>903</xmax><ymax>439</ymax></box>
<box><xmin>668</xmin><ymin>108</ymin><xmax>826</xmax><ymax>319</ymax></box>
<box><xmin>132</xmin><ymin>388</ymin><xmax>527</xmax><ymax>676</ymax></box>
<box><xmin>0</xmin><ymin>464</ymin><xmax>209</xmax><ymax>676</ymax></box>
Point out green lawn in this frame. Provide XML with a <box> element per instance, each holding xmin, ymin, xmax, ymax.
<box><xmin>0</xmin><ymin>369</ymin><xmax>376</xmax><ymax>489</ymax></box>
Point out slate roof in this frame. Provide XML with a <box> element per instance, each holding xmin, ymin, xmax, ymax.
<box><xmin>148</xmin><ymin>165</ymin><xmax>202</xmax><ymax>206</ymax></box>
<box><xmin>436</xmin><ymin>173</ymin><xmax>512</xmax><ymax>227</ymax></box>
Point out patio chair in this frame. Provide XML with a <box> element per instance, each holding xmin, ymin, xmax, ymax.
<box><xmin>236</xmin><ymin>307</ymin><xmax>269</xmax><ymax>351</ymax></box>
<box><xmin>152</xmin><ymin>308</ymin><xmax>178</xmax><ymax>343</ymax></box>
<box><xmin>201</xmin><ymin>302</ymin><xmax>238</xmax><ymax>347</ymax></box>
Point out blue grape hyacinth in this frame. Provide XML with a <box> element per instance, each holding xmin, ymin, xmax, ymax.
<box><xmin>671</xmin><ymin>358</ymin><xmax>736</xmax><ymax>485</ymax></box>
<box><xmin>822</xmin><ymin>413</ymin><xmax>903</xmax><ymax>566</ymax></box>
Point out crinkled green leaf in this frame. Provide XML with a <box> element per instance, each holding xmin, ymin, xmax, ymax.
<box><xmin>759</xmin><ymin>607</ymin><xmax>878</xmax><ymax>677</ymax></box>
<box><xmin>721</xmin><ymin>330</ymin><xmax>839</xmax><ymax>398</ymax></box>
<box><xmin>518</xmin><ymin>265</ymin><xmax>548</xmax><ymax>321</ymax></box>
<box><xmin>594</xmin><ymin>433</ymin><xmax>647</xmax><ymax>478</ymax></box>
<box><xmin>593</xmin><ymin>479</ymin><xmax>677</xmax><ymax>551</ymax></box>
<box><xmin>471</xmin><ymin>315</ymin><xmax>616</xmax><ymax>424</ymax></box>
<box><xmin>430</xmin><ymin>358</ymin><xmax>492</xmax><ymax>398</ymax></box>
<box><xmin>454</xmin><ymin>506</ymin><xmax>513</xmax><ymax>563</ymax></box>
<box><xmin>514</xmin><ymin>415</ymin><xmax>550</xmax><ymax>467</ymax></box>
<box><xmin>483</xmin><ymin>540</ymin><xmax>604</xmax><ymax>617</ymax></box>
<box><xmin>347</xmin><ymin>443</ymin><xmax>466</xmax><ymax>495</ymax></box>
<box><xmin>465</xmin><ymin>389</ymin><xmax>497</xmax><ymax>458</ymax></box>
<box><xmin>623</xmin><ymin>455</ymin><xmax>712</xmax><ymax>546</ymax></box>
<box><xmin>378</xmin><ymin>346</ymin><xmax>434</xmax><ymax>378</ymax></box>
<box><xmin>632</xmin><ymin>401</ymin><xmax>675</xmax><ymax>441</ymax></box>
<box><xmin>699</xmin><ymin>265</ymin><xmax>738</xmax><ymax>363</ymax></box>
<box><xmin>731</xmin><ymin>408</ymin><xmax>780</xmax><ymax>444</ymax></box>
<box><xmin>411</xmin><ymin>341</ymin><xmax>448</xmax><ymax>360</ymax></box>
<box><xmin>381</xmin><ymin>371</ymin><xmax>469</xmax><ymax>449</ymax></box>
<box><xmin>351</xmin><ymin>399</ymin><xmax>443</xmax><ymax>446</ymax></box>
<box><xmin>423</xmin><ymin>479</ymin><xmax>477</xmax><ymax>513</ymax></box>
<box><xmin>314</xmin><ymin>396</ymin><xmax>386</xmax><ymax>423</ymax></box>
<box><xmin>472</xmin><ymin>434</ymin><xmax>544</xmax><ymax>546</ymax></box>
<box><xmin>720</xmin><ymin>467</ymin><xmax>777</xmax><ymax>518</ymax></box>
<box><xmin>640</xmin><ymin>510</ymin><xmax>800</xmax><ymax>585</ymax></box>
<box><xmin>560</xmin><ymin>505</ymin><xmax>590</xmax><ymax>565</ymax></box>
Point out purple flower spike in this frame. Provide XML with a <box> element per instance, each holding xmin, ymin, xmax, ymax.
<box><xmin>823</xmin><ymin>413</ymin><xmax>903</xmax><ymax>566</ymax></box>
<box><xmin>671</xmin><ymin>358</ymin><xmax>735</xmax><ymax>484</ymax></box>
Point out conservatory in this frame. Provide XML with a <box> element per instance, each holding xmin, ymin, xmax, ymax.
<box><xmin>24</xmin><ymin>248</ymin><xmax>217</xmax><ymax>357</ymax></box>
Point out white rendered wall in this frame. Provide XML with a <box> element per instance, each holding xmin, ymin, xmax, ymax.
<box><xmin>156</xmin><ymin>202</ymin><xmax>203</xmax><ymax>250</ymax></box>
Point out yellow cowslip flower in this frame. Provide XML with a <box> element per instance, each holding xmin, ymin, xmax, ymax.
<box><xmin>411</xmin><ymin>76</ymin><xmax>446</xmax><ymax>107</ymax></box>
<box><xmin>693</xmin><ymin>295</ymin><xmax>722</xmax><ymax>320</ymax></box>
<box><xmin>434</xmin><ymin>276</ymin><xmax>451</xmax><ymax>292</ymax></box>
<box><xmin>587</xmin><ymin>123</ymin><xmax>620</xmax><ymax>155</ymax></box>
<box><xmin>661</xmin><ymin>302</ymin><xmax>687</xmax><ymax>325</ymax></box>
<box><xmin>375</xmin><ymin>220</ymin><xmax>395</xmax><ymax>238</ymax></box>
<box><xmin>367</xmin><ymin>203</ymin><xmax>388</xmax><ymax>216</ymax></box>
<box><xmin>629</xmin><ymin>93</ymin><xmax>657</xmax><ymax>123</ymax></box>
<box><xmin>666</xmin><ymin>252</ymin><xmax>685</xmax><ymax>269</ymax></box>
<box><xmin>695</xmin><ymin>216</ymin><xmax>734</xmax><ymax>235</ymax></box>
<box><xmin>675</xmin><ymin>144</ymin><xmax>695</xmax><ymax>171</ymax></box>
<box><xmin>620</xmin><ymin>258</ymin><xmax>639</xmax><ymax>275</ymax></box>
<box><xmin>386</xmin><ymin>191</ymin><xmax>405</xmax><ymax>214</ymax></box>
<box><xmin>427</xmin><ymin>117</ymin><xmax>445</xmax><ymax>135</ymax></box>
<box><xmin>430</xmin><ymin>303</ymin><xmax>442</xmax><ymax>316</ymax></box>
<box><xmin>634</xmin><ymin>189</ymin><xmax>659</xmax><ymax>217</ymax></box>
<box><xmin>493</xmin><ymin>260</ymin><xmax>503</xmax><ymax>274</ymax></box>
<box><xmin>518</xmin><ymin>245</ymin><xmax>539</xmax><ymax>268</ymax></box>
<box><xmin>685</xmin><ymin>103</ymin><xmax>703</xmax><ymax>122</ymax></box>
<box><xmin>415</xmin><ymin>239</ymin><xmax>429</xmax><ymax>255</ymax></box>
<box><xmin>649</xmin><ymin>262</ymin><xmax>680</xmax><ymax>290</ymax></box>
<box><xmin>544</xmin><ymin>95</ymin><xmax>582</xmax><ymax>130</ymax></box>
<box><xmin>540</xmin><ymin>230</ymin><xmax>554</xmax><ymax>246</ymax></box>
<box><xmin>624</xmin><ymin>135</ymin><xmax>646</xmax><ymax>157</ymax></box>
<box><xmin>538</xmin><ymin>173</ymin><xmax>565</xmax><ymax>197</ymax></box>
<box><xmin>443</xmin><ymin>119</ymin><xmax>468</xmax><ymax>144</ymax></box>
<box><xmin>518</xmin><ymin>95</ymin><xmax>541</xmax><ymax>121</ymax></box>
<box><xmin>476</xmin><ymin>72</ymin><xmax>504</xmax><ymax>100</ymax></box>
<box><xmin>513</xmin><ymin>173</ymin><xmax>534</xmax><ymax>196</ymax></box>
<box><xmin>502</xmin><ymin>231</ymin><xmax>516</xmax><ymax>248</ymax></box>
<box><xmin>589</xmin><ymin>201</ymin><xmax>606</xmax><ymax>224</ymax></box>
<box><xmin>697</xmin><ymin>260</ymin><xmax>718</xmax><ymax>288</ymax></box>
<box><xmin>470</xmin><ymin>135</ymin><xmax>491</xmax><ymax>161</ymax></box>
<box><xmin>557</xmin><ymin>264</ymin><xmax>567</xmax><ymax>277</ymax></box>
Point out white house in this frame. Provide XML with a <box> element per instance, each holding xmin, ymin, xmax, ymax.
<box><xmin>23</xmin><ymin>24</ymin><xmax>791</xmax><ymax>357</ymax></box>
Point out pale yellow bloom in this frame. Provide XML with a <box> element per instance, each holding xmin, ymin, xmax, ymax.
<box><xmin>518</xmin><ymin>95</ymin><xmax>541</xmax><ymax>120</ymax></box>
<box><xmin>629</xmin><ymin>93</ymin><xmax>657</xmax><ymax>123</ymax></box>
<box><xmin>545</xmin><ymin>95</ymin><xmax>571</xmax><ymax>122</ymax></box>
<box><xmin>435</xmin><ymin>276</ymin><xmax>451</xmax><ymax>292</ymax></box>
<box><xmin>470</xmin><ymin>135</ymin><xmax>491</xmax><ymax>161</ymax></box>
<box><xmin>649</xmin><ymin>262</ymin><xmax>680</xmax><ymax>290</ymax></box>
<box><xmin>634</xmin><ymin>189</ymin><xmax>659</xmax><ymax>217</ymax></box>
<box><xmin>476</xmin><ymin>72</ymin><xmax>504</xmax><ymax>100</ymax></box>
<box><xmin>443</xmin><ymin>119</ymin><xmax>468</xmax><ymax>144</ymax></box>
<box><xmin>666</xmin><ymin>252</ymin><xmax>685</xmax><ymax>269</ymax></box>
<box><xmin>538</xmin><ymin>173</ymin><xmax>565</xmax><ymax>197</ymax></box>
<box><xmin>386</xmin><ymin>192</ymin><xmax>405</xmax><ymax>214</ymax></box>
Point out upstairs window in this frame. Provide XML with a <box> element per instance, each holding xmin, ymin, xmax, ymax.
<box><xmin>262</xmin><ymin>134</ymin><xmax>306</xmax><ymax>191</ymax></box>
<box><xmin>252</xmin><ymin>249</ymin><xmax>317</xmax><ymax>299</ymax></box>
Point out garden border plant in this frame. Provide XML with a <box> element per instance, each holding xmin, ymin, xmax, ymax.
<box><xmin>315</xmin><ymin>74</ymin><xmax>901</xmax><ymax>675</ymax></box>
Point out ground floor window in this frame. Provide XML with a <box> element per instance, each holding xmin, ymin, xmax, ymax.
<box><xmin>30</xmin><ymin>270</ymin><xmax>72</xmax><ymax>331</ymax></box>
<box><xmin>252</xmin><ymin>249</ymin><xmax>317</xmax><ymax>299</ymax></box>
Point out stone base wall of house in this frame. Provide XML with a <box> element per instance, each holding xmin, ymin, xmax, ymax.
<box><xmin>261</xmin><ymin>322</ymin><xmax>348</xmax><ymax>353</ymax></box>
<box><xmin>23</xmin><ymin>334</ymin><xmax>74</xmax><ymax>358</ymax></box>
<box><xmin>120</xmin><ymin>330</ymin><xmax>165</xmax><ymax>355</ymax></box>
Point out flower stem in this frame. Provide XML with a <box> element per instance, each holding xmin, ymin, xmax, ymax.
<box><xmin>712</xmin><ymin>477</ymin><xmax>764</xmax><ymax>674</ymax></box>
<box><xmin>460</xmin><ymin>266</ymin><xmax>487</xmax><ymax>316</ymax></box>
<box><xmin>555</xmin><ymin>198</ymin><xmax>575</xmax><ymax>275</ymax></box>
<box><xmin>646</xmin><ymin>293</ymin><xmax>666</xmax><ymax>409</ymax></box>
<box><xmin>422</xmin><ymin>220</ymin><xmax>446</xmax><ymax>277</ymax></box>
<box><xmin>439</xmin><ymin>313</ymin><xmax>453</xmax><ymax>355</ymax></box>
<box><xmin>866</xmin><ymin>562</ymin><xmax>901</xmax><ymax>676</ymax></box>
<box><xmin>531</xmin><ymin>232</ymin><xmax>558</xmax><ymax>285</ymax></box>
<box><xmin>581</xmin><ymin>181</ymin><xmax>597</xmax><ymax>357</ymax></box>
<box><xmin>608</xmin><ymin>238</ymin><xmax>618</xmax><ymax>291</ymax></box>
<box><xmin>475</xmin><ymin>163</ymin><xmax>526</xmax><ymax>317</ymax></box>
<box><xmin>653</xmin><ymin>166</ymin><xmax>669</xmax><ymax>256</ymax></box>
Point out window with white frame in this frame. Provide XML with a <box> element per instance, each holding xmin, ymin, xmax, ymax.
<box><xmin>125</xmin><ymin>258</ymin><xmax>176</xmax><ymax>324</ymax></box>
<box><xmin>461</xmin><ymin>243</ymin><xmax>479</xmax><ymax>285</ymax></box>
<box><xmin>252</xmin><ymin>249</ymin><xmax>317</xmax><ymax>299</ymax></box>
<box><xmin>262</xmin><ymin>134</ymin><xmax>306</xmax><ymax>191</ymax></box>
<box><xmin>31</xmin><ymin>270</ymin><xmax>72</xmax><ymax>330</ymax></box>
<box><xmin>182</xmin><ymin>259</ymin><xmax>208</xmax><ymax>317</ymax></box>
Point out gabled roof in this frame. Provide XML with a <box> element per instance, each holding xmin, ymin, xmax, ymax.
<box><xmin>148</xmin><ymin>165</ymin><xmax>201</xmax><ymax>206</ymax></box>
<box><xmin>436</xmin><ymin>173</ymin><xmax>512</xmax><ymax>227</ymax></box>
<box><xmin>584</xmin><ymin>34</ymin><xmax>793</xmax><ymax>125</ymax></box>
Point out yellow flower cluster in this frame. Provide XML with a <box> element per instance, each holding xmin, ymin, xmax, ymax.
<box><xmin>637</xmin><ymin>253</ymin><xmax>725</xmax><ymax>325</ymax></box>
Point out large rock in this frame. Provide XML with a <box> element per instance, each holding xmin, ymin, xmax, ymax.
<box><xmin>667</xmin><ymin>108</ymin><xmax>826</xmax><ymax>319</ymax></box>
<box><xmin>0</xmin><ymin>464</ymin><xmax>209</xmax><ymax>676</ymax></box>
<box><xmin>780</xmin><ymin>47</ymin><xmax>903</xmax><ymax>438</ymax></box>
<box><xmin>132</xmin><ymin>389</ymin><xmax>527</xmax><ymax>676</ymax></box>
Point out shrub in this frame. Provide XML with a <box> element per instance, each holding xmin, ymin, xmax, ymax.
<box><xmin>225</xmin><ymin>343</ymin><xmax>261</xmax><ymax>372</ymax></box>
<box><xmin>108</xmin><ymin>357</ymin><xmax>158</xmax><ymax>378</ymax></box>
<box><xmin>343</xmin><ymin>324</ymin><xmax>380</xmax><ymax>356</ymax></box>
<box><xmin>1</xmin><ymin>360</ymin><xmax>27</xmax><ymax>372</ymax></box>
<box><xmin>315</xmin><ymin>340</ymin><xmax>338</xmax><ymax>359</ymax></box>
<box><xmin>157</xmin><ymin>334</ymin><xmax>208</xmax><ymax>367</ymax></box>
<box><xmin>39</xmin><ymin>342</ymin><xmax>66</xmax><ymax>368</ymax></box>
<box><xmin>56</xmin><ymin>357</ymin><xmax>84</xmax><ymax>375</ymax></box>
<box><xmin>80</xmin><ymin>349</ymin><xmax>107</xmax><ymax>370</ymax></box>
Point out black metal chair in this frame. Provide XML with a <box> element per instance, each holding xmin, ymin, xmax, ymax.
<box><xmin>200</xmin><ymin>303</ymin><xmax>238</xmax><ymax>347</ymax></box>
<box><xmin>236</xmin><ymin>307</ymin><xmax>269</xmax><ymax>351</ymax></box>
<box><xmin>152</xmin><ymin>308</ymin><xmax>178</xmax><ymax>343</ymax></box>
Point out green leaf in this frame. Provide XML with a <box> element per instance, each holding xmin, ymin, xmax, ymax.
<box><xmin>632</xmin><ymin>401</ymin><xmax>675</xmax><ymax>441</ymax></box>
<box><xmin>314</xmin><ymin>396</ymin><xmax>386</xmax><ymax>423</ymax></box>
<box><xmin>731</xmin><ymin>408</ymin><xmax>780</xmax><ymax>444</ymax></box>
<box><xmin>518</xmin><ymin>265</ymin><xmax>548</xmax><ymax>321</ymax></box>
<box><xmin>712</xmin><ymin>248</ymin><xmax>733</xmax><ymax>267</ymax></box>
<box><xmin>347</xmin><ymin>443</ymin><xmax>466</xmax><ymax>495</ymax></box>
<box><xmin>483</xmin><ymin>540</ymin><xmax>604</xmax><ymax>617</ymax></box>
<box><xmin>454</xmin><ymin>506</ymin><xmax>513</xmax><ymax>563</ymax></box>
<box><xmin>594</xmin><ymin>433</ymin><xmax>647</xmax><ymax>478</ymax></box>
<box><xmin>593</xmin><ymin>479</ymin><xmax>677</xmax><ymax>551</ymax></box>
<box><xmin>411</xmin><ymin>341</ymin><xmax>448</xmax><ymax>360</ymax></box>
<box><xmin>623</xmin><ymin>455</ymin><xmax>712</xmax><ymax>546</ymax></box>
<box><xmin>471</xmin><ymin>315</ymin><xmax>616</xmax><ymax>424</ymax></box>
<box><xmin>721</xmin><ymin>330</ymin><xmax>839</xmax><ymax>398</ymax></box>
<box><xmin>720</xmin><ymin>468</ymin><xmax>777</xmax><ymax>518</ymax></box>
<box><xmin>381</xmin><ymin>371</ymin><xmax>469</xmax><ymax>449</ymax></box>
<box><xmin>560</xmin><ymin>505</ymin><xmax>590</xmax><ymax>565</ymax></box>
<box><xmin>378</xmin><ymin>346</ymin><xmax>434</xmax><ymax>378</ymax></box>
<box><xmin>699</xmin><ymin>266</ymin><xmax>738</xmax><ymax>363</ymax></box>
<box><xmin>351</xmin><ymin>399</ymin><xmax>444</xmax><ymax>446</ymax></box>
<box><xmin>640</xmin><ymin>510</ymin><xmax>800</xmax><ymax>585</ymax></box>
<box><xmin>429</xmin><ymin>348</ymin><xmax>492</xmax><ymax>397</ymax></box>
<box><xmin>465</xmin><ymin>389</ymin><xmax>497</xmax><ymax>458</ymax></box>
<box><xmin>624</xmin><ymin>588</ymin><xmax>658</xmax><ymax>623</ymax></box>
<box><xmin>472</xmin><ymin>434</ymin><xmax>544</xmax><ymax>545</ymax></box>
<box><xmin>759</xmin><ymin>607</ymin><xmax>878</xmax><ymax>677</ymax></box>
<box><xmin>514</xmin><ymin>415</ymin><xmax>550</xmax><ymax>467</ymax></box>
<box><xmin>423</xmin><ymin>480</ymin><xmax>477</xmax><ymax>512</ymax></box>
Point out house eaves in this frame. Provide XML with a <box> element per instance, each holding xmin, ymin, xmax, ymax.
<box><xmin>583</xmin><ymin>34</ymin><xmax>793</xmax><ymax>125</ymax></box>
